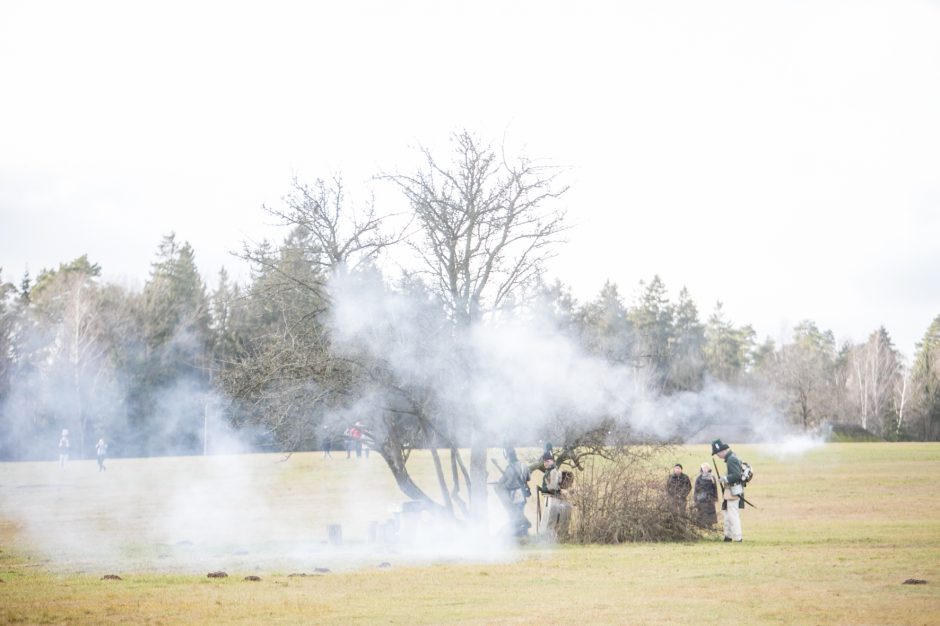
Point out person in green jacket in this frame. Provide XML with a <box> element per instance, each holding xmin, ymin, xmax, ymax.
<box><xmin>712</xmin><ymin>438</ymin><xmax>744</xmax><ymax>542</ymax></box>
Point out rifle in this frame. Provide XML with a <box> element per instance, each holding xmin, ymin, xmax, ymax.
<box><xmin>714</xmin><ymin>458</ymin><xmax>756</xmax><ymax>509</ymax></box>
<box><xmin>535</xmin><ymin>484</ymin><xmax>541</xmax><ymax>536</ymax></box>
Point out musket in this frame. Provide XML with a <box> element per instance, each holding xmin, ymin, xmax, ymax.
<box><xmin>714</xmin><ymin>458</ymin><xmax>756</xmax><ymax>509</ymax></box>
<box><xmin>535</xmin><ymin>483</ymin><xmax>541</xmax><ymax>536</ymax></box>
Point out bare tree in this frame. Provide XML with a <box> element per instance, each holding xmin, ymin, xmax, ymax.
<box><xmin>894</xmin><ymin>369</ymin><xmax>910</xmax><ymax>440</ymax></box>
<box><xmin>770</xmin><ymin>321</ymin><xmax>836</xmax><ymax>430</ymax></box>
<box><xmin>227</xmin><ymin>176</ymin><xmax>406</xmax><ymax>448</ymax></box>
<box><xmin>383</xmin><ymin>130</ymin><xmax>568</xmax><ymax>521</ymax></box>
<box><xmin>251</xmin><ymin>176</ymin><xmax>407</xmax><ymax>279</ymax></box>
<box><xmin>386</xmin><ymin>131</ymin><xmax>568</xmax><ymax>325</ymax></box>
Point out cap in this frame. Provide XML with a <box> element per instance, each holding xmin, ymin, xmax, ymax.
<box><xmin>711</xmin><ymin>439</ymin><xmax>730</xmax><ymax>455</ymax></box>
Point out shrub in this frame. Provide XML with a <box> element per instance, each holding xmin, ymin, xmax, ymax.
<box><xmin>565</xmin><ymin>449</ymin><xmax>705</xmax><ymax>543</ymax></box>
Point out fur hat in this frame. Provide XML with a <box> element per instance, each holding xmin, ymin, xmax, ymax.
<box><xmin>711</xmin><ymin>439</ymin><xmax>730</xmax><ymax>455</ymax></box>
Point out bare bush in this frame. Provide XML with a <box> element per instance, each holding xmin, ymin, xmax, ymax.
<box><xmin>566</xmin><ymin>448</ymin><xmax>705</xmax><ymax>543</ymax></box>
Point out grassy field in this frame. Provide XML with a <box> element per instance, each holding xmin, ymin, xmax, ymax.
<box><xmin>1</xmin><ymin>442</ymin><xmax>938</xmax><ymax>625</ymax></box>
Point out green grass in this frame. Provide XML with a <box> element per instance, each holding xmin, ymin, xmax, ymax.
<box><xmin>1</xmin><ymin>443</ymin><xmax>938</xmax><ymax>624</ymax></box>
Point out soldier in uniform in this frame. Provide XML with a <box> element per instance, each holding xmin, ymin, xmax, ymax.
<box><xmin>712</xmin><ymin>438</ymin><xmax>744</xmax><ymax>542</ymax></box>
<box><xmin>495</xmin><ymin>447</ymin><xmax>532</xmax><ymax>537</ymax></box>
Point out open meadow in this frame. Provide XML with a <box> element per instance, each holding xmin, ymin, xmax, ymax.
<box><xmin>1</xmin><ymin>442</ymin><xmax>938</xmax><ymax>625</ymax></box>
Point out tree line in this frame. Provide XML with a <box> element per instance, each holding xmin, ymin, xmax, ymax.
<box><xmin>1</xmin><ymin>132</ymin><xmax>938</xmax><ymax>476</ymax></box>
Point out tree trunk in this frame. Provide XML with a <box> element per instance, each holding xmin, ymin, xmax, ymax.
<box><xmin>429</xmin><ymin>446</ymin><xmax>453</xmax><ymax>514</ymax></box>
<box><xmin>469</xmin><ymin>430</ymin><xmax>488</xmax><ymax>525</ymax></box>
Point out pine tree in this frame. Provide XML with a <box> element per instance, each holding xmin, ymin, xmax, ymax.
<box><xmin>668</xmin><ymin>287</ymin><xmax>705</xmax><ymax>392</ymax></box>
<box><xmin>629</xmin><ymin>276</ymin><xmax>674</xmax><ymax>389</ymax></box>
<box><xmin>911</xmin><ymin>315</ymin><xmax>940</xmax><ymax>440</ymax></box>
<box><xmin>580</xmin><ymin>281</ymin><xmax>633</xmax><ymax>364</ymax></box>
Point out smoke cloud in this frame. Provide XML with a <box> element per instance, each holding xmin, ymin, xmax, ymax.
<box><xmin>0</xmin><ymin>268</ymin><xmax>815</xmax><ymax>575</ymax></box>
<box><xmin>327</xmin><ymin>270</ymin><xmax>801</xmax><ymax>446</ymax></box>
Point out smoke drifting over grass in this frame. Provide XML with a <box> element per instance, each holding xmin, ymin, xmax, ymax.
<box><xmin>0</xmin><ymin>271</ymin><xmax>817</xmax><ymax>575</ymax></box>
<box><xmin>0</xmin><ymin>452</ymin><xmax>518</xmax><ymax>574</ymax></box>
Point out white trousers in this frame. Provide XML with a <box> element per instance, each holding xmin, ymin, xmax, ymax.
<box><xmin>539</xmin><ymin>497</ymin><xmax>571</xmax><ymax>541</ymax></box>
<box><xmin>723</xmin><ymin>498</ymin><xmax>742</xmax><ymax>541</ymax></box>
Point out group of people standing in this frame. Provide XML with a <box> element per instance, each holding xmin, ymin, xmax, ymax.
<box><xmin>322</xmin><ymin>422</ymin><xmax>371</xmax><ymax>459</ymax></box>
<box><xmin>665</xmin><ymin>439</ymin><xmax>747</xmax><ymax>542</ymax></box>
<box><xmin>496</xmin><ymin>438</ymin><xmax>748</xmax><ymax>543</ymax></box>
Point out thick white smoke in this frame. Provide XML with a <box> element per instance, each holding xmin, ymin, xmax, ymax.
<box><xmin>0</xmin><ymin>268</ymin><xmax>814</xmax><ymax>575</ymax></box>
<box><xmin>327</xmin><ymin>270</ymin><xmax>800</xmax><ymax>445</ymax></box>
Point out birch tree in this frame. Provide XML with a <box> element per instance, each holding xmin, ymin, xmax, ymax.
<box><xmin>847</xmin><ymin>327</ymin><xmax>902</xmax><ymax>437</ymax></box>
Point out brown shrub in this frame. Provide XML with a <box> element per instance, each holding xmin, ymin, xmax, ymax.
<box><xmin>565</xmin><ymin>449</ymin><xmax>704</xmax><ymax>543</ymax></box>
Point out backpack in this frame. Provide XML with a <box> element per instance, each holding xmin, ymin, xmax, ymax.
<box><xmin>740</xmin><ymin>461</ymin><xmax>754</xmax><ymax>486</ymax></box>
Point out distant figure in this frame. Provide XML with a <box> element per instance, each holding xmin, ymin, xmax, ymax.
<box><xmin>665</xmin><ymin>463</ymin><xmax>692</xmax><ymax>514</ymax></box>
<box><xmin>353</xmin><ymin>421</ymin><xmax>365</xmax><ymax>458</ymax></box>
<box><xmin>322</xmin><ymin>426</ymin><xmax>333</xmax><ymax>458</ymax></box>
<box><xmin>344</xmin><ymin>422</ymin><xmax>366</xmax><ymax>459</ymax></box>
<box><xmin>712</xmin><ymin>438</ymin><xmax>745</xmax><ymax>542</ymax></box>
<box><xmin>537</xmin><ymin>451</ymin><xmax>571</xmax><ymax>541</ymax></box>
<box><xmin>692</xmin><ymin>463</ymin><xmax>719</xmax><ymax>527</ymax></box>
<box><xmin>495</xmin><ymin>447</ymin><xmax>532</xmax><ymax>538</ymax></box>
<box><xmin>96</xmin><ymin>438</ymin><xmax>108</xmax><ymax>472</ymax></box>
<box><xmin>58</xmin><ymin>429</ymin><xmax>70</xmax><ymax>467</ymax></box>
<box><xmin>343</xmin><ymin>426</ymin><xmax>355</xmax><ymax>458</ymax></box>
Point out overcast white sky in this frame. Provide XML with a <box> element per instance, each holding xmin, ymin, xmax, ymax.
<box><xmin>1</xmin><ymin>0</ymin><xmax>938</xmax><ymax>358</ymax></box>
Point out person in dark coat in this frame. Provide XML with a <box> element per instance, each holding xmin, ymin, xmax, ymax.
<box><xmin>665</xmin><ymin>463</ymin><xmax>692</xmax><ymax>514</ymax></box>
<box><xmin>692</xmin><ymin>463</ymin><xmax>719</xmax><ymax>527</ymax></box>
<box><xmin>495</xmin><ymin>447</ymin><xmax>532</xmax><ymax>538</ymax></box>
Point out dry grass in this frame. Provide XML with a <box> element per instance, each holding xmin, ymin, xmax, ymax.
<box><xmin>1</xmin><ymin>443</ymin><xmax>938</xmax><ymax>625</ymax></box>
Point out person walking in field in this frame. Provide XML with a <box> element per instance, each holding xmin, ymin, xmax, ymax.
<box><xmin>692</xmin><ymin>463</ymin><xmax>719</xmax><ymax>527</ymax></box>
<box><xmin>665</xmin><ymin>463</ymin><xmax>692</xmax><ymax>514</ymax></box>
<box><xmin>712</xmin><ymin>438</ymin><xmax>745</xmax><ymax>542</ymax></box>
<box><xmin>58</xmin><ymin>429</ymin><xmax>70</xmax><ymax>468</ymax></box>
<box><xmin>96</xmin><ymin>438</ymin><xmax>108</xmax><ymax>472</ymax></box>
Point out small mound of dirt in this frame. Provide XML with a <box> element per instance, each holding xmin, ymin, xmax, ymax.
<box><xmin>377</xmin><ymin>562</ymin><xmax>392</xmax><ymax>569</ymax></box>
<box><xmin>244</xmin><ymin>575</ymin><xmax>261</xmax><ymax>582</ymax></box>
<box><xmin>314</xmin><ymin>567</ymin><xmax>330</xmax><ymax>573</ymax></box>
<box><xmin>101</xmin><ymin>575</ymin><xmax>122</xmax><ymax>580</ymax></box>
<box><xmin>207</xmin><ymin>571</ymin><xmax>228</xmax><ymax>578</ymax></box>
<box><xmin>288</xmin><ymin>573</ymin><xmax>308</xmax><ymax>577</ymax></box>
<box><xmin>903</xmin><ymin>579</ymin><xmax>927</xmax><ymax>585</ymax></box>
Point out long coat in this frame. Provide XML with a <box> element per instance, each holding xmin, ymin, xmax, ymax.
<box><xmin>692</xmin><ymin>472</ymin><xmax>719</xmax><ymax>526</ymax></box>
